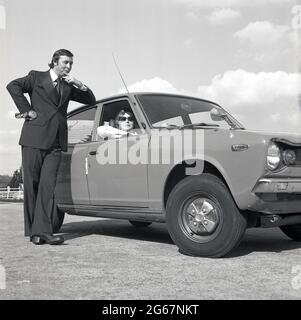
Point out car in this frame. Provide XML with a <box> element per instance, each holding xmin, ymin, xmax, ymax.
<box><xmin>54</xmin><ymin>92</ymin><xmax>301</xmax><ymax>257</ymax></box>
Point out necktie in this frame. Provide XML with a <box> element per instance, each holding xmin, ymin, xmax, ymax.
<box><xmin>55</xmin><ymin>78</ymin><xmax>61</xmax><ymax>98</ymax></box>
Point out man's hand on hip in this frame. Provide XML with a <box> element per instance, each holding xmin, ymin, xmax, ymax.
<box><xmin>24</xmin><ymin>110</ymin><xmax>37</xmax><ymax>120</ymax></box>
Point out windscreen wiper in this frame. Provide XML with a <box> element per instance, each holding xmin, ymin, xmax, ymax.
<box><xmin>179</xmin><ymin>123</ymin><xmax>220</xmax><ymax>129</ymax></box>
<box><xmin>153</xmin><ymin>123</ymin><xmax>220</xmax><ymax>129</ymax></box>
<box><xmin>152</xmin><ymin>124</ymin><xmax>181</xmax><ymax>129</ymax></box>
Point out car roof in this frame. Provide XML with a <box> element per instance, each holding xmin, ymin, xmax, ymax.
<box><xmin>68</xmin><ymin>92</ymin><xmax>221</xmax><ymax>116</ymax></box>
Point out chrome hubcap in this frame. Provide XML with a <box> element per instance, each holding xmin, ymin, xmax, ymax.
<box><xmin>182</xmin><ymin>197</ymin><xmax>220</xmax><ymax>238</ymax></box>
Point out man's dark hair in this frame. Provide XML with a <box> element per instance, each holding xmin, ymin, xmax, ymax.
<box><xmin>48</xmin><ymin>49</ymin><xmax>73</xmax><ymax>68</ymax></box>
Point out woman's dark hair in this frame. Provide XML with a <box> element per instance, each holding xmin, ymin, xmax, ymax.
<box><xmin>48</xmin><ymin>49</ymin><xmax>73</xmax><ymax>68</ymax></box>
<box><xmin>115</xmin><ymin>109</ymin><xmax>134</xmax><ymax>122</ymax></box>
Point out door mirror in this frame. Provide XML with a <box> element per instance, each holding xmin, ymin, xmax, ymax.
<box><xmin>210</xmin><ymin>108</ymin><xmax>227</xmax><ymax>121</ymax></box>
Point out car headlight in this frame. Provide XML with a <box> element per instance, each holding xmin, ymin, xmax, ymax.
<box><xmin>267</xmin><ymin>142</ymin><xmax>281</xmax><ymax>171</ymax></box>
<box><xmin>283</xmin><ymin>149</ymin><xmax>296</xmax><ymax>166</ymax></box>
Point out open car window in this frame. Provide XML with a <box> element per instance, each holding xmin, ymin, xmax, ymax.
<box><xmin>98</xmin><ymin>100</ymin><xmax>141</xmax><ymax>139</ymax></box>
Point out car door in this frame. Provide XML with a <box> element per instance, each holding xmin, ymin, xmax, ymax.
<box><xmin>87</xmin><ymin>98</ymin><xmax>149</xmax><ymax>207</ymax></box>
<box><xmin>56</xmin><ymin>105</ymin><xmax>98</xmax><ymax>205</ymax></box>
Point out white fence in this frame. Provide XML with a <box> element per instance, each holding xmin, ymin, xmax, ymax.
<box><xmin>0</xmin><ymin>186</ymin><xmax>23</xmax><ymax>200</ymax></box>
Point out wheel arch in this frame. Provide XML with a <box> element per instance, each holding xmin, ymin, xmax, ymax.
<box><xmin>163</xmin><ymin>159</ymin><xmax>233</xmax><ymax>210</ymax></box>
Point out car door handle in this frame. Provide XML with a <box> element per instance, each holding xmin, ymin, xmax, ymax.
<box><xmin>89</xmin><ymin>151</ymin><xmax>97</xmax><ymax>156</ymax></box>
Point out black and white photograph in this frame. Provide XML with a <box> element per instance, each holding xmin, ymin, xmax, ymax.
<box><xmin>1</xmin><ymin>0</ymin><xmax>301</xmax><ymax>306</ymax></box>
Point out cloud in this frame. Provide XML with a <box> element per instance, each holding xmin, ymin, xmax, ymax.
<box><xmin>173</xmin><ymin>0</ymin><xmax>292</xmax><ymax>8</ymax></box>
<box><xmin>197</xmin><ymin>69</ymin><xmax>301</xmax><ymax>132</ymax></box>
<box><xmin>233</xmin><ymin>21</ymin><xmax>298</xmax><ymax>65</ymax></box>
<box><xmin>197</xmin><ymin>69</ymin><xmax>301</xmax><ymax>106</ymax></box>
<box><xmin>206</xmin><ymin>8</ymin><xmax>241</xmax><ymax>26</ymax></box>
<box><xmin>118</xmin><ymin>77</ymin><xmax>178</xmax><ymax>94</ymax></box>
<box><xmin>0</xmin><ymin>5</ymin><xmax>6</xmax><ymax>30</ymax></box>
<box><xmin>234</xmin><ymin>21</ymin><xmax>289</xmax><ymax>46</ymax></box>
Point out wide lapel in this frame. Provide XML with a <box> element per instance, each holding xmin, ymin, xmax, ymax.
<box><xmin>41</xmin><ymin>70</ymin><xmax>60</xmax><ymax>106</ymax></box>
<box><xmin>58</xmin><ymin>79</ymin><xmax>71</xmax><ymax>107</ymax></box>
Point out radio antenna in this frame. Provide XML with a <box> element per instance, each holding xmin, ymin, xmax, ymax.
<box><xmin>112</xmin><ymin>53</ymin><xmax>131</xmax><ymax>96</ymax></box>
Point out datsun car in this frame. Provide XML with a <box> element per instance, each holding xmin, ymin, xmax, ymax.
<box><xmin>54</xmin><ymin>93</ymin><xmax>301</xmax><ymax>257</ymax></box>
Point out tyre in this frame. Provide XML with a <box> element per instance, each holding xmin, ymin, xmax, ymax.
<box><xmin>129</xmin><ymin>220</ymin><xmax>152</xmax><ymax>227</ymax></box>
<box><xmin>280</xmin><ymin>224</ymin><xmax>301</xmax><ymax>241</ymax></box>
<box><xmin>166</xmin><ymin>173</ymin><xmax>247</xmax><ymax>258</ymax></box>
<box><xmin>52</xmin><ymin>206</ymin><xmax>65</xmax><ymax>233</ymax></box>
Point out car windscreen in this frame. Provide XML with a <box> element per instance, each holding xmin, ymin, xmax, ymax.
<box><xmin>136</xmin><ymin>94</ymin><xmax>232</xmax><ymax>129</ymax></box>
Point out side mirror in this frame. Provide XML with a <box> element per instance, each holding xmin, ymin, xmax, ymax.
<box><xmin>210</xmin><ymin>108</ymin><xmax>227</xmax><ymax>121</ymax></box>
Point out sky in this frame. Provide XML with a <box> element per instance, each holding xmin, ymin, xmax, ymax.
<box><xmin>0</xmin><ymin>0</ymin><xmax>301</xmax><ymax>175</ymax></box>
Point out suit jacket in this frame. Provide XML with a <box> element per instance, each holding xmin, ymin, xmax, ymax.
<box><xmin>7</xmin><ymin>70</ymin><xmax>96</xmax><ymax>152</ymax></box>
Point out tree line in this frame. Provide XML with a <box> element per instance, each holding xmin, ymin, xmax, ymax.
<box><xmin>0</xmin><ymin>168</ymin><xmax>23</xmax><ymax>188</ymax></box>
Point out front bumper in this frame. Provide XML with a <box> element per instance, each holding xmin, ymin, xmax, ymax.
<box><xmin>251</xmin><ymin>178</ymin><xmax>301</xmax><ymax>214</ymax></box>
<box><xmin>254</xmin><ymin>178</ymin><xmax>301</xmax><ymax>193</ymax></box>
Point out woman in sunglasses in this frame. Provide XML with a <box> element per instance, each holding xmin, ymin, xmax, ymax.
<box><xmin>97</xmin><ymin>109</ymin><xmax>138</xmax><ymax>139</ymax></box>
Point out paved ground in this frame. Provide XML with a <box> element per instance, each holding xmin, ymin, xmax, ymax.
<box><xmin>0</xmin><ymin>202</ymin><xmax>301</xmax><ymax>300</ymax></box>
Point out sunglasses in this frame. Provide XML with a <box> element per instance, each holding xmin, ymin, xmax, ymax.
<box><xmin>119</xmin><ymin>116</ymin><xmax>133</xmax><ymax>121</ymax></box>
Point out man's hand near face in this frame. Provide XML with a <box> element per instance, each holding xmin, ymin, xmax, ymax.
<box><xmin>63</xmin><ymin>75</ymin><xmax>87</xmax><ymax>91</ymax></box>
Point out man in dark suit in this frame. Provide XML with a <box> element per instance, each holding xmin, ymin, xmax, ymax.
<box><xmin>7</xmin><ymin>49</ymin><xmax>96</xmax><ymax>245</ymax></box>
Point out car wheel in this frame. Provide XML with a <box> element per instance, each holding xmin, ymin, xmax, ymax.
<box><xmin>166</xmin><ymin>173</ymin><xmax>247</xmax><ymax>258</ymax></box>
<box><xmin>52</xmin><ymin>206</ymin><xmax>65</xmax><ymax>233</ymax></box>
<box><xmin>280</xmin><ymin>224</ymin><xmax>301</xmax><ymax>241</ymax></box>
<box><xmin>129</xmin><ymin>220</ymin><xmax>152</xmax><ymax>227</ymax></box>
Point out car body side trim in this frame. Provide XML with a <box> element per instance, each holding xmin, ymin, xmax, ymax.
<box><xmin>58</xmin><ymin>204</ymin><xmax>165</xmax><ymax>223</ymax></box>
